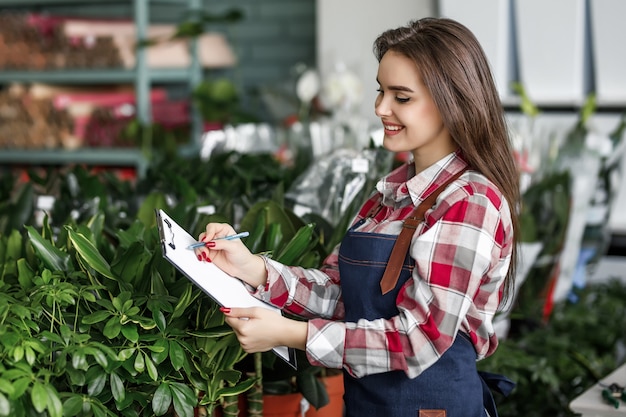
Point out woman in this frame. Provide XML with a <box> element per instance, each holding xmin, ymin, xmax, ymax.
<box><xmin>196</xmin><ymin>17</ymin><xmax>519</xmax><ymax>417</ymax></box>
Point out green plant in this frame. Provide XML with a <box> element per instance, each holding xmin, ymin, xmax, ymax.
<box><xmin>511</xmin><ymin>169</ymin><xmax>572</xmax><ymax>326</ymax></box>
<box><xmin>226</xmin><ymin>198</ymin><xmax>331</xmax><ymax>416</ymax></box>
<box><xmin>0</xmin><ymin>194</ymin><xmax>257</xmax><ymax>417</ymax></box>
<box><xmin>193</xmin><ymin>78</ymin><xmax>258</xmax><ymax>125</ymax></box>
<box><xmin>479</xmin><ymin>278</ymin><xmax>626</xmax><ymax>417</ymax></box>
<box><xmin>0</xmin><ymin>145</ymin><xmax>345</xmax><ymax>415</ymax></box>
<box><xmin>0</xmin><ymin>173</ymin><xmax>35</xmax><ymax>236</ymax></box>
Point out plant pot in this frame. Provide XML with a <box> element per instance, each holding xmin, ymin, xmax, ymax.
<box><xmin>214</xmin><ymin>373</ymin><xmax>345</xmax><ymax>417</ymax></box>
<box><xmin>214</xmin><ymin>391</ymin><xmax>307</xmax><ymax>417</ymax></box>
<box><xmin>263</xmin><ymin>393</ymin><xmax>309</xmax><ymax>417</ymax></box>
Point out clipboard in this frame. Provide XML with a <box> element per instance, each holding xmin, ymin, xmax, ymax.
<box><xmin>155</xmin><ymin>209</ymin><xmax>297</xmax><ymax>369</ymax></box>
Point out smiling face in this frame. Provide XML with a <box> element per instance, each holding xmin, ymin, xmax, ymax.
<box><xmin>374</xmin><ymin>50</ymin><xmax>456</xmax><ymax>172</ymax></box>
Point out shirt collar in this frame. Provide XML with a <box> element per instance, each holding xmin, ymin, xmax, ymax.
<box><xmin>376</xmin><ymin>150</ymin><xmax>469</xmax><ymax>207</ymax></box>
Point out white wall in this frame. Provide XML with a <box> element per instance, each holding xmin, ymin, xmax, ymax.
<box><xmin>316</xmin><ymin>0</ymin><xmax>435</xmax><ymax>125</ymax></box>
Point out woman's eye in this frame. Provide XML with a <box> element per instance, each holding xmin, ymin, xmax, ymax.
<box><xmin>395</xmin><ymin>97</ymin><xmax>410</xmax><ymax>103</ymax></box>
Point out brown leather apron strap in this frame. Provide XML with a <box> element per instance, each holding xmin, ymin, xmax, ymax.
<box><xmin>380</xmin><ymin>171</ymin><xmax>466</xmax><ymax>295</ymax></box>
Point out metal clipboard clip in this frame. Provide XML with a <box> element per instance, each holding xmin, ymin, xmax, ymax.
<box><xmin>156</xmin><ymin>209</ymin><xmax>176</xmax><ymax>250</ymax></box>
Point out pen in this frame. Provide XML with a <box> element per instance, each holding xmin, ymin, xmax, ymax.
<box><xmin>186</xmin><ymin>231</ymin><xmax>250</xmax><ymax>250</ymax></box>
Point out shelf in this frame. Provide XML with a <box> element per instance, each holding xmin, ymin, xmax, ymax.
<box><xmin>0</xmin><ymin>148</ymin><xmax>149</xmax><ymax>177</ymax></box>
<box><xmin>0</xmin><ymin>0</ymin><xmax>204</xmax><ymax>177</ymax></box>
<box><xmin>501</xmin><ymin>95</ymin><xmax>626</xmax><ymax>112</ymax></box>
<box><xmin>0</xmin><ymin>68</ymin><xmax>195</xmax><ymax>85</ymax></box>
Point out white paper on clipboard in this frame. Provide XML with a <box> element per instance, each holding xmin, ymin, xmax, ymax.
<box><xmin>155</xmin><ymin>209</ymin><xmax>297</xmax><ymax>369</ymax></box>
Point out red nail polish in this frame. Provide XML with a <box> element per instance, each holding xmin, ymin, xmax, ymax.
<box><xmin>220</xmin><ymin>307</ymin><xmax>231</xmax><ymax>314</ymax></box>
<box><xmin>205</xmin><ymin>241</ymin><xmax>216</xmax><ymax>248</ymax></box>
<box><xmin>197</xmin><ymin>254</ymin><xmax>202</xmax><ymax>261</ymax></box>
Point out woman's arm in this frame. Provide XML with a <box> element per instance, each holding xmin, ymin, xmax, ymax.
<box><xmin>306</xmin><ymin>191</ymin><xmax>513</xmax><ymax>378</ymax></box>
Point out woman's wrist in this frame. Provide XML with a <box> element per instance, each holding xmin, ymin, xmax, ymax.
<box><xmin>245</xmin><ymin>254</ymin><xmax>268</xmax><ymax>289</ymax></box>
<box><xmin>280</xmin><ymin>318</ymin><xmax>307</xmax><ymax>350</ymax></box>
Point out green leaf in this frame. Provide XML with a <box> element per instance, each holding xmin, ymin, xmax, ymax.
<box><xmin>87</xmin><ymin>372</ymin><xmax>106</xmax><ymax>396</ymax></box>
<box><xmin>62</xmin><ymin>395</ymin><xmax>84</xmax><ymax>417</ymax></box>
<box><xmin>86</xmin><ymin>213</ymin><xmax>105</xmax><ymax>240</ymax></box>
<box><xmin>25</xmin><ymin>226</ymin><xmax>70</xmax><ymax>272</ymax></box>
<box><xmin>24</xmin><ymin>346</ymin><xmax>36</xmax><ymax>366</ymax></box>
<box><xmin>12</xmin><ymin>377</ymin><xmax>30</xmax><ymax>398</ymax></box>
<box><xmin>170</xmin><ymin>382</ymin><xmax>196</xmax><ymax>417</ymax></box>
<box><xmin>82</xmin><ymin>310</ymin><xmax>112</xmax><ymax>325</ymax></box>
<box><xmin>111</xmin><ymin>242</ymin><xmax>149</xmax><ymax>284</ymax></box>
<box><xmin>169</xmin><ymin>340</ymin><xmax>186</xmax><ymax>371</ymax></box>
<box><xmin>265</xmin><ymin>222</ymin><xmax>283</xmax><ymax>254</ymax></box>
<box><xmin>66</xmin><ymin>227</ymin><xmax>117</xmax><ymax>280</ymax></box>
<box><xmin>297</xmin><ymin>372</ymin><xmax>328</xmax><ymax>409</ymax></box>
<box><xmin>275</xmin><ymin>223</ymin><xmax>315</xmax><ymax>265</ymax></box>
<box><xmin>152</xmin><ymin>339</ymin><xmax>169</xmax><ymax>365</ymax></box>
<box><xmin>12</xmin><ymin>346</ymin><xmax>24</xmax><ymax>362</ymax></box>
<box><xmin>216</xmin><ymin>377</ymin><xmax>257</xmax><ymax>398</ymax></box>
<box><xmin>31</xmin><ymin>382</ymin><xmax>47</xmax><ymax>413</ymax></box>
<box><xmin>121</xmin><ymin>324</ymin><xmax>139</xmax><ymax>343</ymax></box>
<box><xmin>110</xmin><ymin>372</ymin><xmax>125</xmax><ymax>403</ymax></box>
<box><xmin>152</xmin><ymin>383</ymin><xmax>172</xmax><ymax>416</ymax></box>
<box><xmin>172</xmin><ymin>21</ymin><xmax>204</xmax><ymax>38</ymax></box>
<box><xmin>118</xmin><ymin>347</ymin><xmax>136</xmax><ymax>361</ymax></box>
<box><xmin>84</xmin><ymin>346</ymin><xmax>108</xmax><ymax>368</ymax></box>
<box><xmin>171</xmin><ymin>284</ymin><xmax>198</xmax><ymax>320</ymax></box>
<box><xmin>137</xmin><ymin>192</ymin><xmax>168</xmax><ymax>228</ymax></box>
<box><xmin>0</xmin><ymin>392</ymin><xmax>10</xmax><ymax>417</ymax></box>
<box><xmin>134</xmin><ymin>350</ymin><xmax>145</xmax><ymax>372</ymax></box>
<box><xmin>103</xmin><ymin>317</ymin><xmax>122</xmax><ymax>339</ymax></box>
<box><xmin>580</xmin><ymin>93</ymin><xmax>596</xmax><ymax>125</ymax></box>
<box><xmin>5</xmin><ymin>229</ymin><xmax>22</xmax><ymax>263</ymax></box>
<box><xmin>0</xmin><ymin>378</ymin><xmax>15</xmax><ymax>397</ymax></box>
<box><xmin>153</xmin><ymin>309</ymin><xmax>167</xmax><ymax>333</ymax></box>
<box><xmin>144</xmin><ymin>352</ymin><xmax>158</xmax><ymax>381</ymax></box>
<box><xmin>43</xmin><ymin>384</ymin><xmax>63</xmax><ymax>417</ymax></box>
<box><xmin>512</xmin><ymin>82</ymin><xmax>539</xmax><ymax>118</ymax></box>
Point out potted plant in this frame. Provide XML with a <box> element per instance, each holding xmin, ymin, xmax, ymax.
<box><xmin>0</xmin><ymin>183</ymin><xmax>264</xmax><ymax>416</ymax></box>
<box><xmin>478</xmin><ymin>278</ymin><xmax>626</xmax><ymax>416</ymax></box>
<box><xmin>215</xmin><ymin>198</ymin><xmax>344</xmax><ymax>417</ymax></box>
<box><xmin>0</xmin><ymin>144</ymin><xmax>350</xmax><ymax>417</ymax></box>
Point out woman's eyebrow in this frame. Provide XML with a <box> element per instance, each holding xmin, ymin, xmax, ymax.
<box><xmin>375</xmin><ymin>79</ymin><xmax>414</xmax><ymax>93</ymax></box>
<box><xmin>388</xmin><ymin>85</ymin><xmax>414</xmax><ymax>93</ymax></box>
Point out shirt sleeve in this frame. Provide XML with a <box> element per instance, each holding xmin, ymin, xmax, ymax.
<box><xmin>307</xmin><ymin>190</ymin><xmax>511</xmax><ymax>378</ymax></box>
<box><xmin>252</xmin><ymin>194</ymin><xmax>380</xmax><ymax>319</ymax></box>
<box><xmin>254</xmin><ymin>248</ymin><xmax>346</xmax><ymax>321</ymax></box>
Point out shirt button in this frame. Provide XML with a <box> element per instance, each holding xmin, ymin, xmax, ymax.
<box><xmin>400</xmin><ymin>185</ymin><xmax>408</xmax><ymax>194</ymax></box>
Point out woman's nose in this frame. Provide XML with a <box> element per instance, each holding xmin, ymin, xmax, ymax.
<box><xmin>374</xmin><ymin>95</ymin><xmax>391</xmax><ymax>117</ymax></box>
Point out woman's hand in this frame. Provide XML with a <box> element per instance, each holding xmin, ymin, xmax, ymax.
<box><xmin>221</xmin><ymin>307</ymin><xmax>307</xmax><ymax>352</ymax></box>
<box><xmin>196</xmin><ymin>223</ymin><xmax>267</xmax><ymax>288</ymax></box>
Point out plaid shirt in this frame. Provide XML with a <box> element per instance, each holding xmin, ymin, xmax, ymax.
<box><xmin>256</xmin><ymin>151</ymin><xmax>513</xmax><ymax>378</ymax></box>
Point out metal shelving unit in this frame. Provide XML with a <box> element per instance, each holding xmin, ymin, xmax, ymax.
<box><xmin>1</xmin><ymin>148</ymin><xmax>150</xmax><ymax>177</ymax></box>
<box><xmin>0</xmin><ymin>0</ymin><xmax>203</xmax><ymax>177</ymax></box>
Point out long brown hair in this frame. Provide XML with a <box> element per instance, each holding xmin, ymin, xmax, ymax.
<box><xmin>373</xmin><ymin>17</ymin><xmax>520</xmax><ymax>305</ymax></box>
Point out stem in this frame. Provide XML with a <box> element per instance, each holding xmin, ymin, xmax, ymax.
<box><xmin>51</xmin><ymin>299</ymin><xmax>56</xmax><ymax>333</ymax></box>
<box><xmin>221</xmin><ymin>395</ymin><xmax>239</xmax><ymax>417</ymax></box>
<box><xmin>246</xmin><ymin>354</ymin><xmax>263</xmax><ymax>417</ymax></box>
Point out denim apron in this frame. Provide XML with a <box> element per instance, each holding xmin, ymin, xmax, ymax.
<box><xmin>338</xmin><ymin>224</ymin><xmax>511</xmax><ymax>417</ymax></box>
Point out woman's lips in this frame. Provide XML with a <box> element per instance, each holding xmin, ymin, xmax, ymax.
<box><xmin>383</xmin><ymin>124</ymin><xmax>404</xmax><ymax>136</ymax></box>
